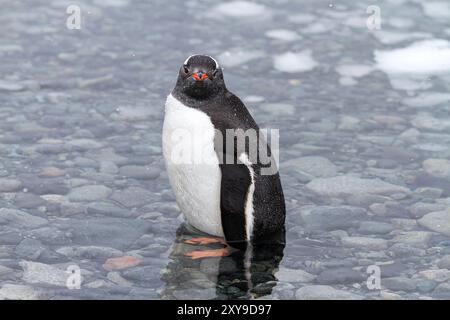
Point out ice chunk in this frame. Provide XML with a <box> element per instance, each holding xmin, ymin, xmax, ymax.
<box><xmin>288</xmin><ymin>13</ymin><xmax>316</xmax><ymax>24</ymax></box>
<box><xmin>336</xmin><ymin>64</ymin><xmax>373</xmax><ymax>78</ymax></box>
<box><xmin>388</xmin><ymin>76</ymin><xmax>432</xmax><ymax>91</ymax></box>
<box><xmin>218</xmin><ymin>50</ymin><xmax>264</xmax><ymax>68</ymax></box>
<box><xmin>339</xmin><ymin>77</ymin><xmax>358</xmax><ymax>86</ymax></box>
<box><xmin>372</xmin><ymin>31</ymin><xmax>431</xmax><ymax>45</ymax></box>
<box><xmin>421</xmin><ymin>2</ymin><xmax>450</xmax><ymax>19</ymax></box>
<box><xmin>265</xmin><ymin>29</ymin><xmax>300</xmax><ymax>42</ymax></box>
<box><xmin>343</xmin><ymin>16</ymin><xmax>366</xmax><ymax>29</ymax></box>
<box><xmin>388</xmin><ymin>18</ymin><xmax>414</xmax><ymax>29</ymax></box>
<box><xmin>411</xmin><ymin>113</ymin><xmax>450</xmax><ymax>131</ymax></box>
<box><xmin>212</xmin><ymin>1</ymin><xmax>269</xmax><ymax>18</ymax></box>
<box><xmin>273</xmin><ymin>51</ymin><xmax>318</xmax><ymax>73</ymax></box>
<box><xmin>402</xmin><ymin>92</ymin><xmax>450</xmax><ymax>108</ymax></box>
<box><xmin>259</xmin><ymin>103</ymin><xmax>295</xmax><ymax>116</ymax></box>
<box><xmin>302</xmin><ymin>21</ymin><xmax>334</xmax><ymax>34</ymax></box>
<box><xmin>375</xmin><ymin>39</ymin><xmax>450</xmax><ymax>74</ymax></box>
<box><xmin>93</xmin><ymin>0</ymin><xmax>129</xmax><ymax>7</ymax></box>
<box><xmin>244</xmin><ymin>95</ymin><xmax>265</xmax><ymax>103</ymax></box>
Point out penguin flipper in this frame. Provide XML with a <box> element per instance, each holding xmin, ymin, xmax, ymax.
<box><xmin>219</xmin><ymin>163</ymin><xmax>251</xmax><ymax>248</ymax></box>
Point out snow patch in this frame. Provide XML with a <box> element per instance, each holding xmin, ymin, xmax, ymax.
<box><xmin>336</xmin><ymin>64</ymin><xmax>374</xmax><ymax>78</ymax></box>
<box><xmin>421</xmin><ymin>2</ymin><xmax>450</xmax><ymax>19</ymax></box>
<box><xmin>218</xmin><ymin>50</ymin><xmax>264</xmax><ymax>68</ymax></box>
<box><xmin>375</xmin><ymin>39</ymin><xmax>450</xmax><ymax>74</ymax></box>
<box><xmin>402</xmin><ymin>92</ymin><xmax>450</xmax><ymax>108</ymax></box>
<box><xmin>372</xmin><ymin>31</ymin><xmax>431</xmax><ymax>45</ymax></box>
<box><xmin>212</xmin><ymin>1</ymin><xmax>269</xmax><ymax>18</ymax></box>
<box><xmin>265</xmin><ymin>29</ymin><xmax>300</xmax><ymax>42</ymax></box>
<box><xmin>93</xmin><ymin>0</ymin><xmax>129</xmax><ymax>7</ymax></box>
<box><xmin>273</xmin><ymin>51</ymin><xmax>318</xmax><ymax>73</ymax></box>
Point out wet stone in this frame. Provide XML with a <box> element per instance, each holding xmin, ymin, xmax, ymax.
<box><xmin>119</xmin><ymin>165</ymin><xmax>160</xmax><ymax>180</ymax></box>
<box><xmin>275</xmin><ymin>267</ymin><xmax>316</xmax><ymax>283</ymax></box>
<box><xmin>56</xmin><ymin>246</ymin><xmax>123</xmax><ymax>259</ymax></box>
<box><xmin>419</xmin><ymin>210</ymin><xmax>450</xmax><ymax>236</ymax></box>
<box><xmin>414</xmin><ymin>279</ymin><xmax>437</xmax><ymax>293</ymax></box>
<box><xmin>0</xmin><ymin>208</ymin><xmax>48</xmax><ymax>229</ymax></box>
<box><xmin>295</xmin><ymin>285</ymin><xmax>362</xmax><ymax>300</ymax></box>
<box><xmin>0</xmin><ymin>178</ymin><xmax>22</xmax><ymax>192</ymax></box>
<box><xmin>296</xmin><ymin>205</ymin><xmax>366</xmax><ymax>231</ymax></box>
<box><xmin>68</xmin><ymin>185</ymin><xmax>112</xmax><ymax>202</ymax></box>
<box><xmin>59</xmin><ymin>203</ymin><xmax>85</xmax><ymax>217</ymax></box>
<box><xmin>391</xmin><ymin>231</ymin><xmax>432</xmax><ymax>247</ymax></box>
<box><xmin>0</xmin><ymin>230</ymin><xmax>23</xmax><ymax>245</ymax></box>
<box><xmin>414</xmin><ymin>187</ymin><xmax>443</xmax><ymax>199</ymax></box>
<box><xmin>25</xmin><ymin>227</ymin><xmax>72</xmax><ymax>246</ymax></box>
<box><xmin>20</xmin><ymin>261</ymin><xmax>68</xmax><ymax>287</ymax></box>
<box><xmin>316</xmin><ymin>268</ymin><xmax>365</xmax><ymax>285</ymax></box>
<box><xmin>409</xmin><ymin>202</ymin><xmax>446</xmax><ymax>218</ymax></box>
<box><xmin>358</xmin><ymin>221</ymin><xmax>394</xmax><ymax>235</ymax></box>
<box><xmin>383</xmin><ymin>277</ymin><xmax>417</xmax><ymax>292</ymax></box>
<box><xmin>38</xmin><ymin>167</ymin><xmax>65</xmax><ymax>178</ymax></box>
<box><xmin>172</xmin><ymin>288</ymin><xmax>216</xmax><ymax>300</ymax></box>
<box><xmin>86</xmin><ymin>202</ymin><xmax>132</xmax><ymax>218</ymax></box>
<box><xmin>388</xmin><ymin>243</ymin><xmax>426</xmax><ymax>257</ymax></box>
<box><xmin>419</xmin><ymin>269</ymin><xmax>450</xmax><ymax>282</ymax></box>
<box><xmin>433</xmin><ymin>282</ymin><xmax>450</xmax><ymax>295</ymax></box>
<box><xmin>341</xmin><ymin>236</ymin><xmax>388</xmax><ymax>250</ymax></box>
<box><xmin>99</xmin><ymin>161</ymin><xmax>119</xmax><ymax>174</ymax></box>
<box><xmin>307</xmin><ymin>175</ymin><xmax>409</xmax><ymax>197</ymax></box>
<box><xmin>14</xmin><ymin>193</ymin><xmax>47</xmax><ymax>209</ymax></box>
<box><xmin>0</xmin><ymin>284</ymin><xmax>44</xmax><ymax>300</ymax></box>
<box><xmin>378</xmin><ymin>262</ymin><xmax>408</xmax><ymax>278</ymax></box>
<box><xmin>0</xmin><ymin>265</ymin><xmax>15</xmax><ymax>278</ymax></box>
<box><xmin>281</xmin><ymin>156</ymin><xmax>338</xmax><ymax>182</ymax></box>
<box><xmin>437</xmin><ymin>255</ymin><xmax>450</xmax><ymax>269</ymax></box>
<box><xmin>15</xmin><ymin>238</ymin><xmax>47</xmax><ymax>260</ymax></box>
<box><xmin>423</xmin><ymin>159</ymin><xmax>450</xmax><ymax>179</ymax></box>
<box><xmin>111</xmin><ymin>186</ymin><xmax>159</xmax><ymax>208</ymax></box>
<box><xmin>121</xmin><ymin>265</ymin><xmax>162</xmax><ymax>284</ymax></box>
<box><xmin>57</xmin><ymin>217</ymin><xmax>150</xmax><ymax>250</ymax></box>
<box><xmin>20</xmin><ymin>175</ymin><xmax>69</xmax><ymax>195</ymax></box>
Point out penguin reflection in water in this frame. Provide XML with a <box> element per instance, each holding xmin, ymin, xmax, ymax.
<box><xmin>163</xmin><ymin>54</ymin><xmax>286</xmax><ymax>259</ymax></box>
<box><xmin>163</xmin><ymin>224</ymin><xmax>285</xmax><ymax>299</ymax></box>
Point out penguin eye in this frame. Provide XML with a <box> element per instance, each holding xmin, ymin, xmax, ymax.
<box><xmin>183</xmin><ymin>66</ymin><xmax>189</xmax><ymax>74</ymax></box>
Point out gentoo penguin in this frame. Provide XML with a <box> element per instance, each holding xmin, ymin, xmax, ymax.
<box><xmin>163</xmin><ymin>54</ymin><xmax>285</xmax><ymax>258</ymax></box>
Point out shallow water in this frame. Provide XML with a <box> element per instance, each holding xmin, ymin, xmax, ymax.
<box><xmin>1</xmin><ymin>0</ymin><xmax>450</xmax><ymax>300</ymax></box>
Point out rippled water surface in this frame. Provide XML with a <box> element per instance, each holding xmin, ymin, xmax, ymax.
<box><xmin>1</xmin><ymin>0</ymin><xmax>450</xmax><ymax>300</ymax></box>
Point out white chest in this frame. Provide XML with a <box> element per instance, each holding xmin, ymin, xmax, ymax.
<box><xmin>162</xmin><ymin>94</ymin><xmax>224</xmax><ymax>237</ymax></box>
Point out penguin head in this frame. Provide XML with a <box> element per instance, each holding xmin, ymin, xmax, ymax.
<box><xmin>175</xmin><ymin>54</ymin><xmax>226</xmax><ymax>98</ymax></box>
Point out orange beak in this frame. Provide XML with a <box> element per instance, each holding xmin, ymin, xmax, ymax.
<box><xmin>192</xmin><ymin>72</ymin><xmax>208</xmax><ymax>81</ymax></box>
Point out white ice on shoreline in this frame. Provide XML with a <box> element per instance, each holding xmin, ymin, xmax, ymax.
<box><xmin>336</xmin><ymin>64</ymin><xmax>374</xmax><ymax>78</ymax></box>
<box><xmin>388</xmin><ymin>77</ymin><xmax>432</xmax><ymax>91</ymax></box>
<box><xmin>265</xmin><ymin>29</ymin><xmax>301</xmax><ymax>42</ymax></box>
<box><xmin>421</xmin><ymin>2</ymin><xmax>450</xmax><ymax>19</ymax></box>
<box><xmin>93</xmin><ymin>0</ymin><xmax>129</xmax><ymax>7</ymax></box>
<box><xmin>372</xmin><ymin>31</ymin><xmax>431</xmax><ymax>45</ymax></box>
<box><xmin>336</xmin><ymin>64</ymin><xmax>374</xmax><ymax>86</ymax></box>
<box><xmin>212</xmin><ymin>1</ymin><xmax>269</xmax><ymax>18</ymax></box>
<box><xmin>375</xmin><ymin>39</ymin><xmax>450</xmax><ymax>74</ymax></box>
<box><xmin>402</xmin><ymin>92</ymin><xmax>450</xmax><ymax>108</ymax></box>
<box><xmin>218</xmin><ymin>49</ymin><xmax>264</xmax><ymax>68</ymax></box>
<box><xmin>288</xmin><ymin>13</ymin><xmax>316</xmax><ymax>24</ymax></box>
<box><xmin>273</xmin><ymin>51</ymin><xmax>318</xmax><ymax>73</ymax></box>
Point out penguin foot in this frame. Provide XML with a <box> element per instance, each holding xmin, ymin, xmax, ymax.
<box><xmin>184</xmin><ymin>237</ymin><xmax>225</xmax><ymax>245</ymax></box>
<box><xmin>185</xmin><ymin>247</ymin><xmax>230</xmax><ymax>259</ymax></box>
